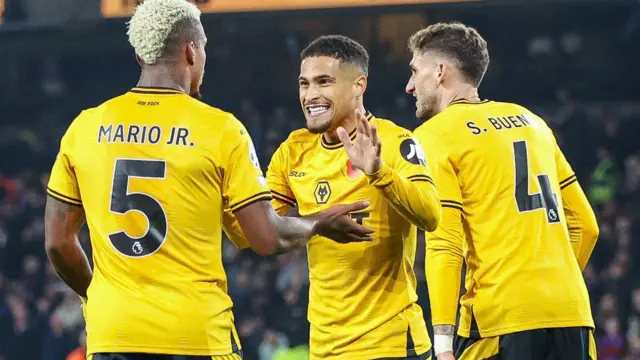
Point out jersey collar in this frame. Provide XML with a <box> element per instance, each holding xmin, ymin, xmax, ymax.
<box><xmin>321</xmin><ymin>111</ymin><xmax>374</xmax><ymax>150</ymax></box>
<box><xmin>130</xmin><ymin>86</ymin><xmax>184</xmax><ymax>95</ymax></box>
<box><xmin>448</xmin><ymin>98</ymin><xmax>490</xmax><ymax>107</ymax></box>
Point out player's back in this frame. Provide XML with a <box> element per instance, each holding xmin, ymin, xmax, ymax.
<box><xmin>59</xmin><ymin>87</ymin><xmax>245</xmax><ymax>355</ymax></box>
<box><xmin>415</xmin><ymin>100</ymin><xmax>593</xmax><ymax>337</ymax></box>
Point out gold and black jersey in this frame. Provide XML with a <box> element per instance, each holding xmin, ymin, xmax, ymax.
<box><xmin>415</xmin><ymin>99</ymin><xmax>594</xmax><ymax>338</ymax></box>
<box><xmin>48</xmin><ymin>87</ymin><xmax>269</xmax><ymax>355</ymax></box>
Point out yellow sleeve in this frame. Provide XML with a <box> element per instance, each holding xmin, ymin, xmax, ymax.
<box><xmin>222</xmin><ymin>138</ymin><xmax>295</xmax><ymax>249</ymax></box>
<box><xmin>365</xmin><ymin>130</ymin><xmax>441</xmax><ymax>231</ymax></box>
<box><xmin>222</xmin><ymin>119</ymin><xmax>272</xmax><ymax>213</ymax></box>
<box><xmin>416</xmin><ymin>127</ymin><xmax>464</xmax><ymax>327</ymax></box>
<box><xmin>266</xmin><ymin>141</ymin><xmax>296</xmax><ymax>216</ymax></box>
<box><xmin>47</xmin><ymin>121</ymin><xmax>82</xmax><ymax>207</ymax></box>
<box><xmin>555</xmin><ymin>142</ymin><xmax>599</xmax><ymax>270</ymax></box>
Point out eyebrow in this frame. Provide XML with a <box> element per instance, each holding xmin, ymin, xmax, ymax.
<box><xmin>298</xmin><ymin>74</ymin><xmax>336</xmax><ymax>82</ymax></box>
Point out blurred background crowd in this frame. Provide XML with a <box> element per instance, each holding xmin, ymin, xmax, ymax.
<box><xmin>1</xmin><ymin>0</ymin><xmax>640</xmax><ymax>359</ymax></box>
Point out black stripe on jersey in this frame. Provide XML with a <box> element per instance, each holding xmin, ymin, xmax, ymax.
<box><xmin>271</xmin><ymin>191</ymin><xmax>296</xmax><ymax>207</ymax></box>
<box><xmin>560</xmin><ymin>175</ymin><xmax>578</xmax><ymax>189</ymax></box>
<box><xmin>560</xmin><ymin>174</ymin><xmax>576</xmax><ymax>185</ymax></box>
<box><xmin>406</xmin><ymin>327</ymin><xmax>417</xmax><ymax>356</ymax></box>
<box><xmin>408</xmin><ymin>175</ymin><xmax>435</xmax><ymax>186</ymax></box>
<box><xmin>271</xmin><ymin>190</ymin><xmax>296</xmax><ymax>204</ymax></box>
<box><xmin>321</xmin><ymin>128</ymin><xmax>357</xmax><ymax>150</ymax></box>
<box><xmin>448</xmin><ymin>98</ymin><xmax>490</xmax><ymax>107</ymax></box>
<box><xmin>441</xmin><ymin>199</ymin><xmax>463</xmax><ymax>207</ymax></box>
<box><xmin>365</xmin><ymin>111</ymin><xmax>374</xmax><ymax>121</ymax></box>
<box><xmin>560</xmin><ymin>178</ymin><xmax>578</xmax><ymax>190</ymax></box>
<box><xmin>46</xmin><ymin>188</ymin><xmax>82</xmax><ymax>206</ymax></box>
<box><xmin>441</xmin><ymin>200</ymin><xmax>463</xmax><ymax>211</ymax></box>
<box><xmin>130</xmin><ymin>87</ymin><xmax>183</xmax><ymax>94</ymax></box>
<box><xmin>230</xmin><ymin>191</ymin><xmax>273</xmax><ymax>213</ymax></box>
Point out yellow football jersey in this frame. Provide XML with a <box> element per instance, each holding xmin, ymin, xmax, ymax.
<box><xmin>415</xmin><ymin>99</ymin><xmax>594</xmax><ymax>338</ymax></box>
<box><xmin>47</xmin><ymin>87</ymin><xmax>270</xmax><ymax>355</ymax></box>
<box><xmin>265</xmin><ymin>114</ymin><xmax>435</xmax><ymax>359</ymax></box>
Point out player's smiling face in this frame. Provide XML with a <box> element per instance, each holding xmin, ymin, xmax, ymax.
<box><xmin>299</xmin><ymin>56</ymin><xmax>358</xmax><ymax>134</ymax></box>
<box><xmin>406</xmin><ymin>52</ymin><xmax>441</xmax><ymax>120</ymax></box>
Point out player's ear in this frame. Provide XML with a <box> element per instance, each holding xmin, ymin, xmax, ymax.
<box><xmin>135</xmin><ymin>54</ymin><xmax>143</xmax><ymax>66</ymax></box>
<box><xmin>354</xmin><ymin>75</ymin><xmax>367</xmax><ymax>97</ymax></box>
<box><xmin>185</xmin><ymin>42</ymin><xmax>196</xmax><ymax>67</ymax></box>
<box><xmin>435</xmin><ymin>62</ymin><xmax>446</xmax><ymax>85</ymax></box>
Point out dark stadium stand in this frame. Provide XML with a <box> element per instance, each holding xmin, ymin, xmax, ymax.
<box><xmin>1</xmin><ymin>1</ymin><xmax>639</xmax><ymax>359</ymax></box>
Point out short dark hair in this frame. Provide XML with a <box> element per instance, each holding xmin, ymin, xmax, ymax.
<box><xmin>301</xmin><ymin>35</ymin><xmax>369</xmax><ymax>76</ymax></box>
<box><xmin>408</xmin><ymin>22</ymin><xmax>489</xmax><ymax>87</ymax></box>
<box><xmin>161</xmin><ymin>17</ymin><xmax>205</xmax><ymax>61</ymax></box>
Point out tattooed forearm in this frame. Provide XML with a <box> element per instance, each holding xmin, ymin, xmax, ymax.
<box><xmin>45</xmin><ymin>196</ymin><xmax>92</xmax><ymax>297</ymax></box>
<box><xmin>434</xmin><ymin>324</ymin><xmax>455</xmax><ymax>335</ymax></box>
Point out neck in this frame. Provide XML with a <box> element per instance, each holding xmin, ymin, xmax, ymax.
<box><xmin>137</xmin><ymin>65</ymin><xmax>189</xmax><ymax>94</ymax></box>
<box><xmin>323</xmin><ymin>103</ymin><xmax>366</xmax><ymax>144</ymax></box>
<box><xmin>441</xmin><ymin>84</ymin><xmax>481</xmax><ymax>110</ymax></box>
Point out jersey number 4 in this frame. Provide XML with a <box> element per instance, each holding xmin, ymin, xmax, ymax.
<box><xmin>108</xmin><ymin>159</ymin><xmax>168</xmax><ymax>258</ymax></box>
<box><xmin>513</xmin><ymin>141</ymin><xmax>560</xmax><ymax>224</ymax></box>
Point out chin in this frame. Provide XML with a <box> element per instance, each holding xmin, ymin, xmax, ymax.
<box><xmin>306</xmin><ymin>120</ymin><xmax>331</xmax><ymax>134</ymax></box>
<box><xmin>416</xmin><ymin>107</ymin><xmax>436</xmax><ymax>121</ymax></box>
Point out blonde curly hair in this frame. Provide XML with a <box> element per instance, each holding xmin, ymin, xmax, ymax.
<box><xmin>127</xmin><ymin>0</ymin><xmax>202</xmax><ymax>65</ymax></box>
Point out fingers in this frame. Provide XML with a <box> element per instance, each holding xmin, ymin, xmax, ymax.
<box><xmin>338</xmin><ymin>233</ymin><xmax>374</xmax><ymax>243</ymax></box>
<box><xmin>336</xmin><ymin>218</ymin><xmax>374</xmax><ymax>242</ymax></box>
<box><xmin>340</xmin><ymin>201</ymin><xmax>370</xmax><ymax>214</ymax></box>
<box><xmin>354</xmin><ymin>109</ymin><xmax>371</xmax><ymax>138</ymax></box>
<box><xmin>336</xmin><ymin>127</ymin><xmax>354</xmax><ymax>150</ymax></box>
<box><xmin>348</xmin><ymin>222</ymin><xmax>375</xmax><ymax>236</ymax></box>
<box><xmin>370</xmin><ymin>124</ymin><xmax>381</xmax><ymax>156</ymax></box>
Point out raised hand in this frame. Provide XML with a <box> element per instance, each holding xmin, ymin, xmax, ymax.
<box><xmin>310</xmin><ymin>201</ymin><xmax>374</xmax><ymax>243</ymax></box>
<box><xmin>337</xmin><ymin>109</ymin><xmax>382</xmax><ymax>175</ymax></box>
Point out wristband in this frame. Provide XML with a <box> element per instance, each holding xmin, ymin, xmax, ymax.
<box><xmin>434</xmin><ymin>334</ymin><xmax>454</xmax><ymax>356</ymax></box>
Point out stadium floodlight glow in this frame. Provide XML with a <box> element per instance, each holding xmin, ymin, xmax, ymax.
<box><xmin>102</xmin><ymin>0</ymin><xmax>477</xmax><ymax>18</ymax></box>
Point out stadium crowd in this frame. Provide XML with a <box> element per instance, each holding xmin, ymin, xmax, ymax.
<box><xmin>1</xmin><ymin>2</ymin><xmax>640</xmax><ymax>359</ymax></box>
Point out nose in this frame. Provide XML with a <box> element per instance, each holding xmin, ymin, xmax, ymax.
<box><xmin>304</xmin><ymin>85</ymin><xmax>322</xmax><ymax>103</ymax></box>
<box><xmin>405</xmin><ymin>78</ymin><xmax>415</xmax><ymax>95</ymax></box>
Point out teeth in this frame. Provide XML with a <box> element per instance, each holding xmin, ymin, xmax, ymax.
<box><xmin>308</xmin><ymin>106</ymin><xmax>329</xmax><ymax>116</ymax></box>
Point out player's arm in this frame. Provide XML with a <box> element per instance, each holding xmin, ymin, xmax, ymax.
<box><xmin>555</xmin><ymin>142</ymin><xmax>599</xmax><ymax>270</ymax></box>
<box><xmin>44</xmin><ymin>128</ymin><xmax>92</xmax><ymax>299</ymax></box>
<box><xmin>222</xmin><ymin>142</ymin><xmax>298</xmax><ymax>249</ymax></box>
<box><xmin>366</xmin><ymin>132</ymin><xmax>440</xmax><ymax>232</ymax></box>
<box><xmin>266</xmin><ymin>142</ymin><xmax>297</xmax><ymax>216</ymax></box>
<box><xmin>338</xmin><ymin>111</ymin><xmax>440</xmax><ymax>231</ymax></box>
<box><xmin>223</xmin><ymin>120</ymin><xmax>372</xmax><ymax>256</ymax></box>
<box><xmin>417</xmin><ymin>128</ymin><xmax>465</xmax><ymax>357</ymax></box>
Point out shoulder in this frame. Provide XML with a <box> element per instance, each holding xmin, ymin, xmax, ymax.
<box><xmin>268</xmin><ymin>128</ymin><xmax>317</xmax><ymax>162</ymax></box>
<box><xmin>370</xmin><ymin>116</ymin><xmax>413</xmax><ymax>140</ymax></box>
<box><xmin>284</xmin><ymin>127</ymin><xmax>318</xmax><ymax>145</ymax></box>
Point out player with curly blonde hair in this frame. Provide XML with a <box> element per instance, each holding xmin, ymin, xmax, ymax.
<box><xmin>43</xmin><ymin>1</ymin><xmax>373</xmax><ymax>360</ymax></box>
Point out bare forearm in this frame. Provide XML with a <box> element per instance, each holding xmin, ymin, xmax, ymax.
<box><xmin>271</xmin><ymin>215</ymin><xmax>317</xmax><ymax>254</ymax></box>
<box><xmin>46</xmin><ymin>238</ymin><xmax>92</xmax><ymax>297</ymax></box>
<box><xmin>44</xmin><ymin>196</ymin><xmax>91</xmax><ymax>297</ymax></box>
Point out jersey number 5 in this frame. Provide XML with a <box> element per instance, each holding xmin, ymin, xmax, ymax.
<box><xmin>109</xmin><ymin>159</ymin><xmax>168</xmax><ymax>257</ymax></box>
<box><xmin>513</xmin><ymin>141</ymin><xmax>560</xmax><ymax>224</ymax></box>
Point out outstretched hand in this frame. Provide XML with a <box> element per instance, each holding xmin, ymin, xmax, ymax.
<box><xmin>310</xmin><ymin>201</ymin><xmax>374</xmax><ymax>243</ymax></box>
<box><xmin>337</xmin><ymin>109</ymin><xmax>382</xmax><ymax>175</ymax></box>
